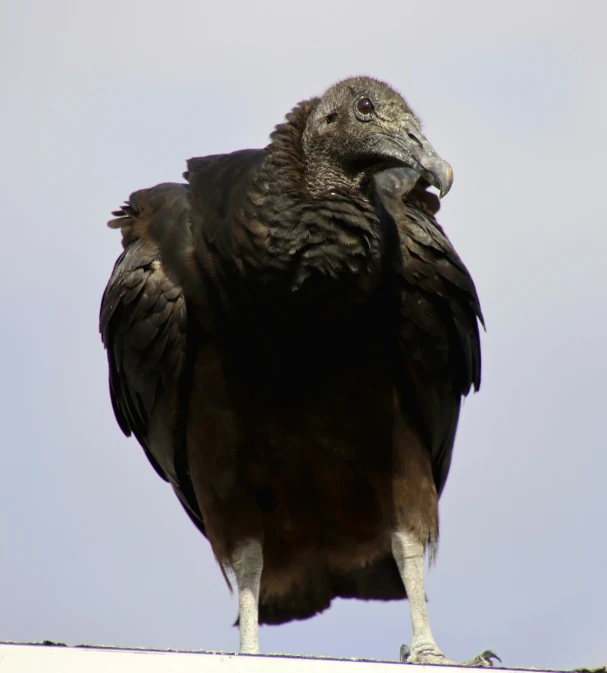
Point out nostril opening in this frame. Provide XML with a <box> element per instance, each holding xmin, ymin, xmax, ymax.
<box><xmin>408</xmin><ymin>132</ymin><xmax>422</xmax><ymax>148</ymax></box>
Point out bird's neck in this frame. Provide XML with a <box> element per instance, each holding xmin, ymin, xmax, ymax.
<box><xmin>239</xmin><ymin>104</ymin><xmax>384</xmax><ymax>306</ymax></box>
<box><xmin>195</xmin><ymin>102</ymin><xmax>386</xmax><ymax>324</ymax></box>
<box><xmin>260</xmin><ymin>100</ymin><xmax>369</xmax><ymax>202</ymax></box>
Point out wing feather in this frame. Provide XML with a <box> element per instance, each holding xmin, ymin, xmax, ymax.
<box><xmin>375</xmin><ymin>174</ymin><xmax>484</xmax><ymax>496</ymax></box>
<box><xmin>100</xmin><ymin>184</ymin><xmax>208</xmax><ymax>536</ymax></box>
<box><xmin>101</xmin><ymin>237</ymin><xmax>187</xmax><ymax>481</ymax></box>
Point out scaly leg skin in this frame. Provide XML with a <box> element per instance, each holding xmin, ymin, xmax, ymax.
<box><xmin>232</xmin><ymin>539</ymin><xmax>263</xmax><ymax>654</ymax></box>
<box><xmin>391</xmin><ymin>531</ymin><xmax>500</xmax><ymax>666</ymax></box>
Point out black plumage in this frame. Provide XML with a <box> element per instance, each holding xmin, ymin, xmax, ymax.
<box><xmin>100</xmin><ymin>76</ymin><xmax>488</xmax><ymax>661</ymax></box>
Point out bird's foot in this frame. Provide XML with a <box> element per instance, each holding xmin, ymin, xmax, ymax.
<box><xmin>400</xmin><ymin>643</ymin><xmax>501</xmax><ymax>667</ymax></box>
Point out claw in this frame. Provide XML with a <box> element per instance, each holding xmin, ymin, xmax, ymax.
<box><xmin>400</xmin><ymin>644</ymin><xmax>411</xmax><ymax>662</ymax></box>
<box><xmin>473</xmin><ymin>650</ymin><xmax>502</xmax><ymax>667</ymax></box>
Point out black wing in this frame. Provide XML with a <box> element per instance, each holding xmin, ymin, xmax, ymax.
<box><xmin>99</xmin><ymin>183</ymin><xmax>207</xmax><ymax>533</ymax></box>
<box><xmin>375</xmin><ymin>171</ymin><xmax>484</xmax><ymax>496</ymax></box>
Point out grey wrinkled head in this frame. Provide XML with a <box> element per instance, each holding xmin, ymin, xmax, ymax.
<box><xmin>302</xmin><ymin>76</ymin><xmax>453</xmax><ymax>198</ymax></box>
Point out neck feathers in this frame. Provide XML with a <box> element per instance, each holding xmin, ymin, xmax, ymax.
<box><xmin>235</xmin><ymin>101</ymin><xmax>384</xmax><ymax>313</ymax></box>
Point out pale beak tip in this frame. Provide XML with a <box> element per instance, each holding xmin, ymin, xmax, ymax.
<box><xmin>439</xmin><ymin>162</ymin><xmax>454</xmax><ymax>198</ymax></box>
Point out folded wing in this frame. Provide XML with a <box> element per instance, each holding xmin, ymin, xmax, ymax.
<box><xmin>375</xmin><ymin>174</ymin><xmax>484</xmax><ymax>497</ymax></box>
<box><xmin>99</xmin><ymin>183</ymin><xmax>207</xmax><ymax>533</ymax></box>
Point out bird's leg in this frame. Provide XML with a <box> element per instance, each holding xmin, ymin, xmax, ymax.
<box><xmin>391</xmin><ymin>530</ymin><xmax>499</xmax><ymax>667</ymax></box>
<box><xmin>232</xmin><ymin>539</ymin><xmax>263</xmax><ymax>655</ymax></box>
<box><xmin>391</xmin><ymin>531</ymin><xmax>443</xmax><ymax>662</ymax></box>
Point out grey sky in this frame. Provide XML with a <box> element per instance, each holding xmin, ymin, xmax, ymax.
<box><xmin>1</xmin><ymin>0</ymin><xmax>606</xmax><ymax>669</ymax></box>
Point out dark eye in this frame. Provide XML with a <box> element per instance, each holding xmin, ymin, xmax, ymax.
<box><xmin>357</xmin><ymin>97</ymin><xmax>374</xmax><ymax>115</ymax></box>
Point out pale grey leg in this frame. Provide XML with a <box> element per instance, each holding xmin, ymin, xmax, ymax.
<box><xmin>392</xmin><ymin>530</ymin><xmax>499</xmax><ymax>666</ymax></box>
<box><xmin>232</xmin><ymin>539</ymin><xmax>263</xmax><ymax>655</ymax></box>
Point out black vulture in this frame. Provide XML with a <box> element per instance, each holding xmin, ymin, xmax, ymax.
<box><xmin>100</xmin><ymin>76</ymin><xmax>495</xmax><ymax>665</ymax></box>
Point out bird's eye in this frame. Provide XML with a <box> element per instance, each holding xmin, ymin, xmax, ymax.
<box><xmin>357</xmin><ymin>97</ymin><xmax>374</xmax><ymax>116</ymax></box>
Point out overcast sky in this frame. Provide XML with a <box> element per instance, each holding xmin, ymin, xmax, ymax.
<box><xmin>1</xmin><ymin>0</ymin><xmax>606</xmax><ymax>669</ymax></box>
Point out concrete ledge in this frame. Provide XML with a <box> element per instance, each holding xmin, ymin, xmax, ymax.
<box><xmin>0</xmin><ymin>643</ymin><xmax>602</xmax><ymax>673</ymax></box>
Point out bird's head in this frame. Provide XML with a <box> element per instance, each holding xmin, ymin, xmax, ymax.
<box><xmin>301</xmin><ymin>76</ymin><xmax>453</xmax><ymax>199</ymax></box>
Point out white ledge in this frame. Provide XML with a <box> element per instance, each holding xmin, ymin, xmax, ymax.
<box><xmin>0</xmin><ymin>643</ymin><xmax>602</xmax><ymax>673</ymax></box>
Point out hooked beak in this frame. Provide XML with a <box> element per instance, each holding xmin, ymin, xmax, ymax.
<box><xmin>373</xmin><ymin>122</ymin><xmax>454</xmax><ymax>197</ymax></box>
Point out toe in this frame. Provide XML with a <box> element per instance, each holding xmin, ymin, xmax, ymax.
<box><xmin>399</xmin><ymin>644</ymin><xmax>501</xmax><ymax>667</ymax></box>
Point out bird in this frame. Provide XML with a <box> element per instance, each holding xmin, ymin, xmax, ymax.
<box><xmin>99</xmin><ymin>76</ymin><xmax>496</xmax><ymax>665</ymax></box>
